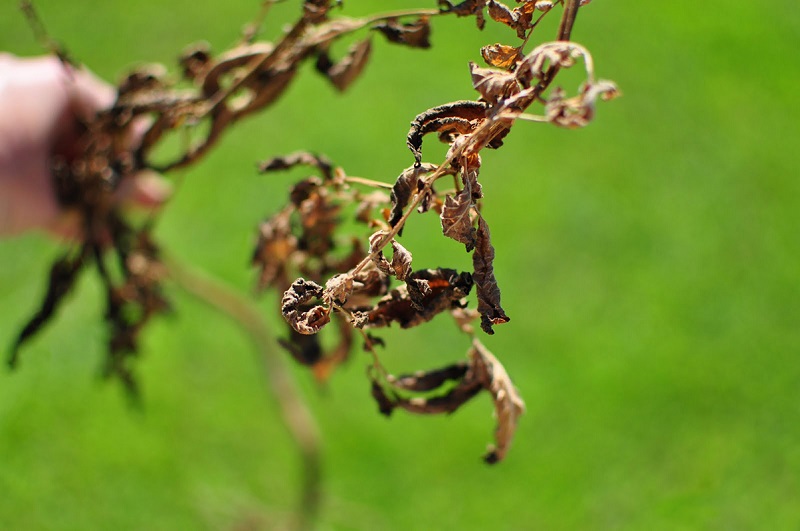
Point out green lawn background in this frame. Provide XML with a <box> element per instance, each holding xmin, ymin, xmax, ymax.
<box><xmin>1</xmin><ymin>1</ymin><xmax>799</xmax><ymax>529</ymax></box>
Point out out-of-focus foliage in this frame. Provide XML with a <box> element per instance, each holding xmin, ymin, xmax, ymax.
<box><xmin>1</xmin><ymin>1</ymin><xmax>799</xmax><ymax>529</ymax></box>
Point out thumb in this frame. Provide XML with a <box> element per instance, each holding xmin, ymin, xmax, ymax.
<box><xmin>115</xmin><ymin>169</ymin><xmax>172</xmax><ymax>209</ymax></box>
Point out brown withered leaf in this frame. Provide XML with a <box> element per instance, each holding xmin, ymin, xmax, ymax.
<box><xmin>359</xmin><ymin>268</ymin><xmax>472</xmax><ymax>329</ymax></box>
<box><xmin>324</xmin><ymin>273</ymin><xmax>354</xmax><ymax>305</ymax></box>
<box><xmin>371</xmin><ymin>379</ymin><xmax>397</xmax><ymax>416</ymax></box>
<box><xmin>298</xmin><ymin>189</ymin><xmax>340</xmax><ymax>257</ymax></box>
<box><xmin>515</xmin><ymin>42</ymin><xmax>581</xmax><ymax>88</ymax></box>
<box><xmin>354</xmin><ymin>190</ymin><xmax>390</xmax><ymax>224</ymax></box>
<box><xmin>388</xmin><ymin>163</ymin><xmax>437</xmax><ymax>227</ymax></box>
<box><xmin>470</xmin><ymin>339</ymin><xmax>525</xmax><ymax>464</ymax></box>
<box><xmin>407</xmin><ymin>101</ymin><xmax>488</xmax><ymax>164</ymax></box>
<box><xmin>390</xmin><ymin>240</ymin><xmax>413</xmax><ymax>281</ymax></box>
<box><xmin>368</xmin><ymin>232</ymin><xmax>413</xmax><ymax>281</ymax></box>
<box><xmin>311</xmin><ymin>314</ymin><xmax>354</xmax><ymax>381</ymax></box>
<box><xmin>258</xmin><ymin>151</ymin><xmax>335</xmax><ymax>181</ymax></box>
<box><xmin>450</xmin><ymin>306</ymin><xmax>481</xmax><ymax>334</ymax></box>
<box><xmin>368</xmin><ymin>230</ymin><xmax>392</xmax><ymax>275</ymax></box>
<box><xmin>481</xmin><ymin>43</ymin><xmax>522</xmax><ymax>70</ymax></box>
<box><xmin>372</xmin><ymin>17</ymin><xmax>431</xmax><ymax>49</ymax></box>
<box><xmin>315</xmin><ymin>39</ymin><xmax>373</xmax><ymax>92</ymax></box>
<box><xmin>546</xmin><ymin>81</ymin><xmax>620</xmax><ymax>129</ymax></box>
<box><xmin>279</xmin><ymin>330</ymin><xmax>323</xmax><ymax>366</ymax></box>
<box><xmin>469</xmin><ymin>61</ymin><xmax>520</xmax><ymax>104</ymax></box>
<box><xmin>349</xmin><ymin>267</ymin><xmax>391</xmax><ymax>301</ymax></box>
<box><xmin>252</xmin><ymin>207</ymin><xmax>297</xmax><ymax>291</ymax></box>
<box><xmin>367</xmin><ymin>340</ymin><xmax>523</xmax><ymax>463</ymax></box>
<box><xmin>371</xmin><ymin>369</ymin><xmax>482</xmax><ymax>416</ymax></box>
<box><xmin>281</xmin><ymin>278</ymin><xmax>331</xmax><ymax>335</ymax></box>
<box><xmin>387</xmin><ymin>362</ymin><xmax>469</xmax><ymax>392</ymax></box>
<box><xmin>473</xmin><ymin>216</ymin><xmax>509</xmax><ymax>334</ymax></box>
<box><xmin>441</xmin><ymin>186</ymin><xmax>476</xmax><ymax>251</ymax></box>
<box><xmin>487</xmin><ymin>0</ymin><xmax>517</xmax><ymax>27</ymax></box>
<box><xmin>438</xmin><ymin>0</ymin><xmax>486</xmax><ymax>29</ymax></box>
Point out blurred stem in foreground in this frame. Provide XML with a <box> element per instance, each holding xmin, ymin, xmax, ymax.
<box><xmin>165</xmin><ymin>255</ymin><xmax>321</xmax><ymax>531</ymax></box>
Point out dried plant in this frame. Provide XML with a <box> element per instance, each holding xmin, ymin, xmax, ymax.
<box><xmin>9</xmin><ymin>0</ymin><xmax>616</xmax><ymax>525</ymax></box>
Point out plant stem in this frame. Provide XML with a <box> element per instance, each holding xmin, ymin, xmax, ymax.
<box><xmin>164</xmin><ymin>256</ymin><xmax>321</xmax><ymax>531</ymax></box>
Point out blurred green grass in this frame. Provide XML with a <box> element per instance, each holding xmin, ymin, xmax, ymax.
<box><xmin>1</xmin><ymin>1</ymin><xmax>799</xmax><ymax>529</ymax></box>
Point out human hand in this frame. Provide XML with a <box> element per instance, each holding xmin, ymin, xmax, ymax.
<box><xmin>0</xmin><ymin>54</ymin><xmax>170</xmax><ymax>238</ymax></box>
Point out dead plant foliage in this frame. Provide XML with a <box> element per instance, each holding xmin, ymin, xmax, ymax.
<box><xmin>11</xmin><ymin>0</ymin><xmax>618</xmax><ymax>465</ymax></box>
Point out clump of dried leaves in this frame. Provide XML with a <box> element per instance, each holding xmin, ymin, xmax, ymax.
<box><xmin>11</xmin><ymin>0</ymin><xmax>617</xmax><ymax>466</ymax></box>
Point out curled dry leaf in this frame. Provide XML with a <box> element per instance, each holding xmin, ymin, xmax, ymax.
<box><xmin>441</xmin><ymin>186</ymin><xmax>477</xmax><ymax>251</ymax></box>
<box><xmin>387</xmin><ymin>362</ymin><xmax>469</xmax><ymax>392</ymax></box>
<box><xmin>315</xmin><ymin>39</ymin><xmax>373</xmax><ymax>92</ymax></box>
<box><xmin>367</xmin><ymin>338</ymin><xmax>522</xmax><ymax>463</ymax></box>
<box><xmin>281</xmin><ymin>278</ymin><xmax>331</xmax><ymax>335</ymax></box>
<box><xmin>388</xmin><ymin>163</ymin><xmax>438</xmax><ymax>227</ymax></box>
<box><xmin>356</xmin><ymin>268</ymin><xmax>472</xmax><ymax>329</ymax></box>
<box><xmin>470</xmin><ymin>339</ymin><xmax>525</xmax><ymax>463</ymax></box>
<box><xmin>546</xmin><ymin>80</ymin><xmax>620</xmax><ymax>129</ymax></box>
<box><xmin>258</xmin><ymin>151</ymin><xmax>335</xmax><ymax>181</ymax></box>
<box><xmin>469</xmin><ymin>61</ymin><xmax>520</xmax><ymax>104</ymax></box>
<box><xmin>372</xmin><ymin>17</ymin><xmax>432</xmax><ymax>49</ymax></box>
<box><xmin>407</xmin><ymin>100</ymin><xmax>488</xmax><ymax>164</ymax></box>
<box><xmin>473</xmin><ymin>216</ymin><xmax>509</xmax><ymax>334</ymax></box>
<box><xmin>481</xmin><ymin>43</ymin><xmax>522</xmax><ymax>70</ymax></box>
<box><xmin>487</xmin><ymin>0</ymin><xmax>517</xmax><ymax>28</ymax></box>
<box><xmin>438</xmin><ymin>0</ymin><xmax>487</xmax><ymax>29</ymax></box>
<box><xmin>252</xmin><ymin>207</ymin><xmax>296</xmax><ymax>292</ymax></box>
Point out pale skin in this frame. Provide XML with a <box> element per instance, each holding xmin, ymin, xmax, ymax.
<box><xmin>0</xmin><ymin>54</ymin><xmax>170</xmax><ymax>238</ymax></box>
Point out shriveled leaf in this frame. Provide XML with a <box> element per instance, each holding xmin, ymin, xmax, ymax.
<box><xmin>387</xmin><ymin>362</ymin><xmax>469</xmax><ymax>392</ymax></box>
<box><xmin>258</xmin><ymin>151</ymin><xmax>335</xmax><ymax>181</ymax></box>
<box><xmin>516</xmin><ymin>42</ymin><xmax>584</xmax><ymax>87</ymax></box>
<box><xmin>311</xmin><ymin>314</ymin><xmax>354</xmax><ymax>382</ymax></box>
<box><xmin>281</xmin><ymin>278</ymin><xmax>331</xmax><ymax>335</ymax></box>
<box><xmin>546</xmin><ymin>80</ymin><xmax>620</xmax><ymax>129</ymax></box>
<box><xmin>472</xmin><ymin>216</ymin><xmax>509</xmax><ymax>334</ymax></box>
<box><xmin>481</xmin><ymin>43</ymin><xmax>522</xmax><ymax>69</ymax></box>
<box><xmin>451</xmin><ymin>306</ymin><xmax>481</xmax><ymax>334</ymax></box>
<box><xmin>438</xmin><ymin>0</ymin><xmax>486</xmax><ymax>29</ymax></box>
<box><xmin>354</xmin><ymin>190</ymin><xmax>390</xmax><ymax>224</ymax></box>
<box><xmin>359</xmin><ymin>268</ymin><xmax>472</xmax><ymax>329</ymax></box>
<box><xmin>368</xmin><ymin>232</ymin><xmax>412</xmax><ymax>280</ymax></box>
<box><xmin>487</xmin><ymin>0</ymin><xmax>517</xmax><ymax>27</ymax></box>
<box><xmin>371</xmin><ymin>379</ymin><xmax>397</xmax><ymax>416</ymax></box>
<box><xmin>469</xmin><ymin>61</ymin><xmax>520</xmax><ymax>104</ymax></box>
<box><xmin>315</xmin><ymin>39</ymin><xmax>372</xmax><ymax>92</ymax></box>
<box><xmin>371</xmin><ymin>368</ymin><xmax>482</xmax><ymax>416</ymax></box>
<box><xmin>407</xmin><ymin>101</ymin><xmax>488</xmax><ymax>164</ymax></box>
<box><xmin>390</xmin><ymin>240</ymin><xmax>413</xmax><ymax>281</ymax></box>
<box><xmin>441</xmin><ymin>186</ymin><xmax>476</xmax><ymax>251</ymax></box>
<box><xmin>252</xmin><ymin>208</ymin><xmax>297</xmax><ymax>291</ymax></box>
<box><xmin>470</xmin><ymin>339</ymin><xmax>525</xmax><ymax>464</ymax></box>
<box><xmin>388</xmin><ymin>163</ymin><xmax>437</xmax><ymax>227</ymax></box>
<box><xmin>298</xmin><ymin>188</ymin><xmax>340</xmax><ymax>257</ymax></box>
<box><xmin>372</xmin><ymin>17</ymin><xmax>431</xmax><ymax>49</ymax></box>
<box><xmin>324</xmin><ymin>273</ymin><xmax>354</xmax><ymax>305</ymax></box>
<box><xmin>279</xmin><ymin>330</ymin><xmax>323</xmax><ymax>366</ymax></box>
<box><xmin>368</xmin><ymin>230</ymin><xmax>392</xmax><ymax>275</ymax></box>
